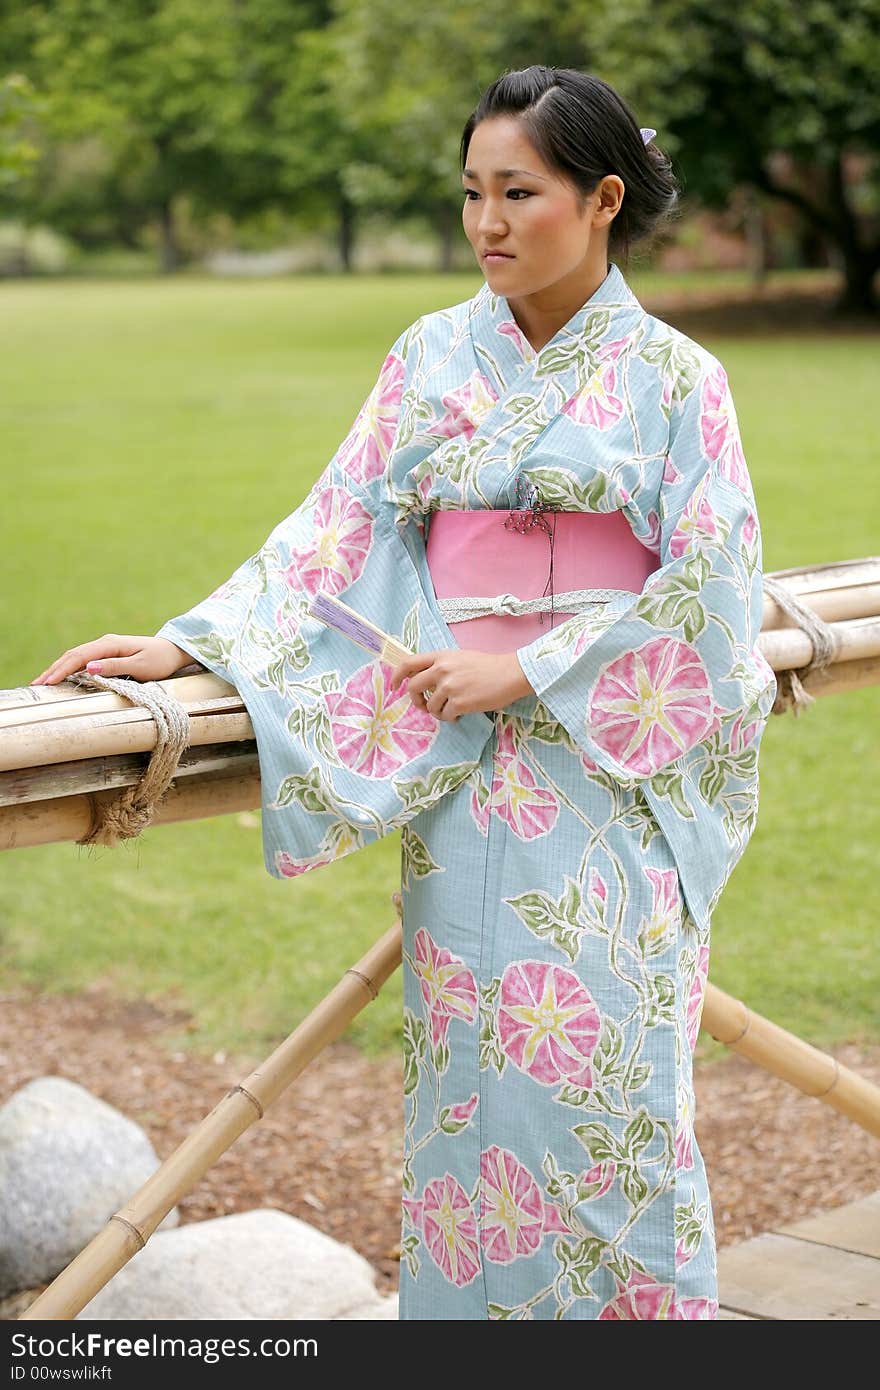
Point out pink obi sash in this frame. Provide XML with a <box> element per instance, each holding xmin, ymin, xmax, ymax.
<box><xmin>425</xmin><ymin>509</ymin><xmax>660</xmax><ymax>653</ymax></box>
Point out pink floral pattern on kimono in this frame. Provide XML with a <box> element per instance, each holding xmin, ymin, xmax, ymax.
<box><xmin>667</xmin><ymin>473</ymin><xmax>722</xmax><ymax>558</ymax></box>
<box><xmin>273</xmin><ymin>603</ymin><xmax>299</xmax><ymax>642</ymax></box>
<box><xmin>490</xmin><ymin>721</ymin><xmax>560</xmax><ymax>839</ymax></box>
<box><xmin>562</xmin><ymin>361</ymin><xmax>625</xmax><ymax>429</ymax></box>
<box><xmin>599</xmin><ymin>1270</ymin><xmax>719</xmax><ymax>1320</ymax></box>
<box><xmin>675</xmin><ymin>1296</ymin><xmax>719</xmax><ymax>1319</ymax></box>
<box><xmin>729</xmin><ymin>705</ymin><xmax>762</xmax><ymax>755</ymax></box>
<box><xmin>586</xmin><ymin>866</ymin><xmax>609</xmax><ymax>924</ymax></box>
<box><xmin>469</xmin><ymin>779</ymin><xmax>491</xmax><ymax>835</ymax></box>
<box><xmin>638</xmin><ymin>866</ymin><xmax>682</xmax><ymax>957</ymax></box>
<box><xmin>686</xmin><ymin>945</ymin><xmax>711</xmax><ymax>1052</ymax></box>
<box><xmin>497</xmin><ymin>960</ymin><xmax>602</xmax><ymax>1087</ymax></box>
<box><xmin>480</xmin><ymin>1146</ymin><xmax>554</xmax><ymax>1263</ymax></box>
<box><xmin>285</xmin><ymin>486</ymin><xmax>373</xmax><ymax>596</ymax></box>
<box><xmin>701</xmin><ymin>364</ymin><xmax>752</xmax><ymax>497</ymax></box>
<box><xmin>599</xmin><ymin>1269</ymin><xmax>676</xmax><ymax>1319</ymax></box>
<box><xmin>577</xmin><ymin>1160</ymin><xmax>617</xmax><ymax>1201</ymax></box>
<box><xmin>663</xmin><ymin>454</ymin><xmax>683</xmax><ymax>485</ymax></box>
<box><xmin>497</xmin><ymin>318</ymin><xmax>534</xmax><ymax>360</ymax></box>
<box><xmin>431</xmin><ymin>371</ymin><xmax>498</xmax><ymax>439</ymax></box>
<box><xmin>588</xmin><ymin>636</ymin><xmax>717</xmax><ymax>776</ymax></box>
<box><xmin>440</xmin><ymin>1093</ymin><xmax>479</xmax><ymax>1133</ymax></box>
<box><xmin>336</xmin><ymin>349</ymin><xmax>405</xmax><ymax>484</ymax></box>
<box><xmin>403</xmin><ymin>1174</ymin><xmax>481</xmax><ymax>1287</ymax></box>
<box><xmin>412</xmin><ymin>928</ymin><xmax>478</xmax><ymax>1047</ymax></box>
<box><xmin>324</xmin><ymin>661</ymin><xmax>438</xmax><ymax>777</ymax></box>
<box><xmin>741</xmin><ymin>510</ymin><xmax>759</xmax><ymax>576</ymax></box>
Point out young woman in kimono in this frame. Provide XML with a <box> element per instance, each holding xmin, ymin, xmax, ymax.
<box><xmin>33</xmin><ymin>66</ymin><xmax>776</xmax><ymax>1320</ymax></box>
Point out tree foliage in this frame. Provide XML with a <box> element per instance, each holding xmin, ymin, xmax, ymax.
<box><xmin>0</xmin><ymin>0</ymin><xmax>877</xmax><ymax>307</ymax></box>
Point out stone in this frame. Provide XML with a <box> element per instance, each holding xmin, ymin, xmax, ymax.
<box><xmin>0</xmin><ymin>1076</ymin><xmax>178</xmax><ymax>1298</ymax></box>
<box><xmin>77</xmin><ymin>1209</ymin><xmax>396</xmax><ymax>1320</ymax></box>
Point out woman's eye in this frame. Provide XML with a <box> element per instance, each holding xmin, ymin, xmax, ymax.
<box><xmin>462</xmin><ymin>188</ymin><xmax>532</xmax><ymax>202</ymax></box>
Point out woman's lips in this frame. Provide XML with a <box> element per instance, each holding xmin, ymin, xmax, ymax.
<box><xmin>484</xmin><ymin>251</ymin><xmax>514</xmax><ymax>262</ymax></box>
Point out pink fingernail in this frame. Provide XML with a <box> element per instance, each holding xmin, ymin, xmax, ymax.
<box><xmin>87</xmin><ymin>661</ymin><xmax>102</xmax><ymax>672</ymax></box>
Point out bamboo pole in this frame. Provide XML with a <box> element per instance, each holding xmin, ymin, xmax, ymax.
<box><xmin>16</xmin><ymin>914</ymin><xmax>880</xmax><ymax>1321</ymax></box>
<box><xmin>762</xmin><ymin>582</ymin><xmax>880</xmax><ymax>629</ymax></box>
<box><xmin>763</xmin><ymin>556</ymin><xmax>880</xmax><ymax>595</ymax></box>
<box><xmin>0</xmin><ymin>673</ymin><xmax>239</xmax><ymax>728</ymax></box>
<box><xmin>794</xmin><ymin>653</ymin><xmax>880</xmax><ymax>701</ymax></box>
<box><xmin>759</xmin><ymin>615</ymin><xmax>880</xmax><ymax>670</ymax></box>
<box><xmin>18</xmin><ymin>916</ymin><xmax>404</xmax><ymax>1322</ymax></box>
<box><xmin>700</xmin><ymin>982</ymin><xmax>880</xmax><ymax>1138</ymax></box>
<box><xmin>0</xmin><ymin>708</ymin><xmax>255</xmax><ymax>774</ymax></box>
<box><xmin>1</xmin><ymin>618</ymin><xmax>877</xmax><ymax>779</ymax></box>
<box><xmin>1</xmin><ymin>558</ymin><xmax>878</xmax><ymax>848</ymax></box>
<box><xmin>0</xmin><ymin>570</ymin><xmax>878</xmax><ymax>781</ymax></box>
<box><xmin>761</xmin><ymin>558</ymin><xmax>880</xmax><ymax>630</ymax></box>
<box><xmin>0</xmin><ymin>767</ymin><xmax>262</xmax><ymax>851</ymax></box>
<box><xmin>0</xmin><ymin>649</ymin><xmax>879</xmax><ymax>852</ymax></box>
<box><xmin>0</xmin><ymin>741</ymin><xmax>259</xmax><ymax>808</ymax></box>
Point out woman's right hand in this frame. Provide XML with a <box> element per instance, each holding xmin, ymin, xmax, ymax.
<box><xmin>31</xmin><ymin>635</ymin><xmax>195</xmax><ymax>686</ymax></box>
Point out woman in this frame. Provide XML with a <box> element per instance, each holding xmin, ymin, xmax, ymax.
<box><xmin>33</xmin><ymin>67</ymin><xmax>776</xmax><ymax>1320</ymax></box>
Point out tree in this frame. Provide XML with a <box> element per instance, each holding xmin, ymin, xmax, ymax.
<box><xmin>332</xmin><ymin>0</ymin><xmax>880</xmax><ymax>309</ymax></box>
<box><xmin>329</xmin><ymin>0</ymin><xmax>598</xmax><ymax>270</ymax></box>
<box><xmin>0</xmin><ymin>0</ymin><xmax>347</xmax><ymax>270</ymax></box>
<box><xmin>595</xmin><ymin>0</ymin><xmax>880</xmax><ymax>315</ymax></box>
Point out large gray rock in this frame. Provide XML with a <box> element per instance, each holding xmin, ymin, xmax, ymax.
<box><xmin>0</xmin><ymin>1076</ymin><xmax>178</xmax><ymax>1298</ymax></box>
<box><xmin>77</xmin><ymin>1209</ymin><xmax>397</xmax><ymax>1320</ymax></box>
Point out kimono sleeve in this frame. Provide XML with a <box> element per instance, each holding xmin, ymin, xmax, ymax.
<box><xmin>514</xmin><ymin>359</ymin><xmax>778</xmax><ymax>788</ymax></box>
<box><xmin>155</xmin><ymin>328</ymin><xmax>495</xmax><ymax>881</ymax></box>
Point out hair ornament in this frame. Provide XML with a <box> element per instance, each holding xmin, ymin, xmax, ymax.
<box><xmin>640</xmin><ymin>127</ymin><xmax>657</xmax><ymax>145</ymax></box>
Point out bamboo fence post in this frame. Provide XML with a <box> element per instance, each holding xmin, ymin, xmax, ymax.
<box><xmin>19</xmin><ymin>911</ymin><xmax>406</xmax><ymax>1322</ymax></box>
<box><xmin>700</xmin><ymin>982</ymin><xmax>880</xmax><ymax>1138</ymax></box>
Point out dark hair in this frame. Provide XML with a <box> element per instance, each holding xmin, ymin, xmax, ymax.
<box><xmin>460</xmin><ymin>66</ymin><xmax>680</xmax><ymax>265</ymax></box>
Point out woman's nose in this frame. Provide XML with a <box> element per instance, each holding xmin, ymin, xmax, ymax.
<box><xmin>478</xmin><ymin>200</ymin><xmax>508</xmax><ymax>235</ymax></box>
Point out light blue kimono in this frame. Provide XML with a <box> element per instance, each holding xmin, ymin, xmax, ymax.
<box><xmin>156</xmin><ymin>262</ymin><xmax>776</xmax><ymax>1319</ymax></box>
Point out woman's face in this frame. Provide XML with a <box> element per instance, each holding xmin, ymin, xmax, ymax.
<box><xmin>461</xmin><ymin>115</ymin><xmax>623</xmax><ymax>301</ymax></box>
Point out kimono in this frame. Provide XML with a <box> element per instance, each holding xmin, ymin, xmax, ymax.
<box><xmin>156</xmin><ymin>261</ymin><xmax>777</xmax><ymax>1320</ymax></box>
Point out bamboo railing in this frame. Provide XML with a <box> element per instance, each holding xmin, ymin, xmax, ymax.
<box><xmin>2</xmin><ymin>557</ymin><xmax>879</xmax><ymax>849</ymax></box>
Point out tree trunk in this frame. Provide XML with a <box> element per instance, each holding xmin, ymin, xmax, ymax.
<box><xmin>827</xmin><ymin>155</ymin><xmax>879</xmax><ymax>318</ymax></box>
<box><xmin>751</xmin><ymin>155</ymin><xmax>880</xmax><ymax>318</ymax></box>
<box><xmin>158</xmin><ymin>199</ymin><xmax>180</xmax><ymax>274</ymax></box>
<box><xmin>833</xmin><ymin>248</ymin><xmax>880</xmax><ymax>318</ymax></box>
<box><xmin>338</xmin><ymin>193</ymin><xmax>355</xmax><ymax>272</ymax></box>
<box><xmin>743</xmin><ymin>189</ymin><xmax>768</xmax><ymax>288</ymax></box>
<box><xmin>796</xmin><ymin>223</ymin><xmax>832</xmax><ymax>270</ymax></box>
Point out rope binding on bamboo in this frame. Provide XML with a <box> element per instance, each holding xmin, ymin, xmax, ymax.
<box><xmin>763</xmin><ymin>575</ymin><xmax>839</xmax><ymax>716</ymax></box>
<box><xmin>66</xmin><ymin>669</ymin><xmax>191</xmax><ymax>846</ymax></box>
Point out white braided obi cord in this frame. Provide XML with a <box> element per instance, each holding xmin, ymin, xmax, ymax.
<box><xmin>436</xmin><ymin>587</ymin><xmax>637</xmax><ymax>622</ymax></box>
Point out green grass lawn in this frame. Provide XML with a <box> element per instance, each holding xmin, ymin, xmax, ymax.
<box><xmin>1</xmin><ymin>271</ymin><xmax>878</xmax><ymax>1065</ymax></box>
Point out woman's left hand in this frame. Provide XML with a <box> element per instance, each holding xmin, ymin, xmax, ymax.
<box><xmin>388</xmin><ymin>649</ymin><xmax>535</xmax><ymax>721</ymax></box>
